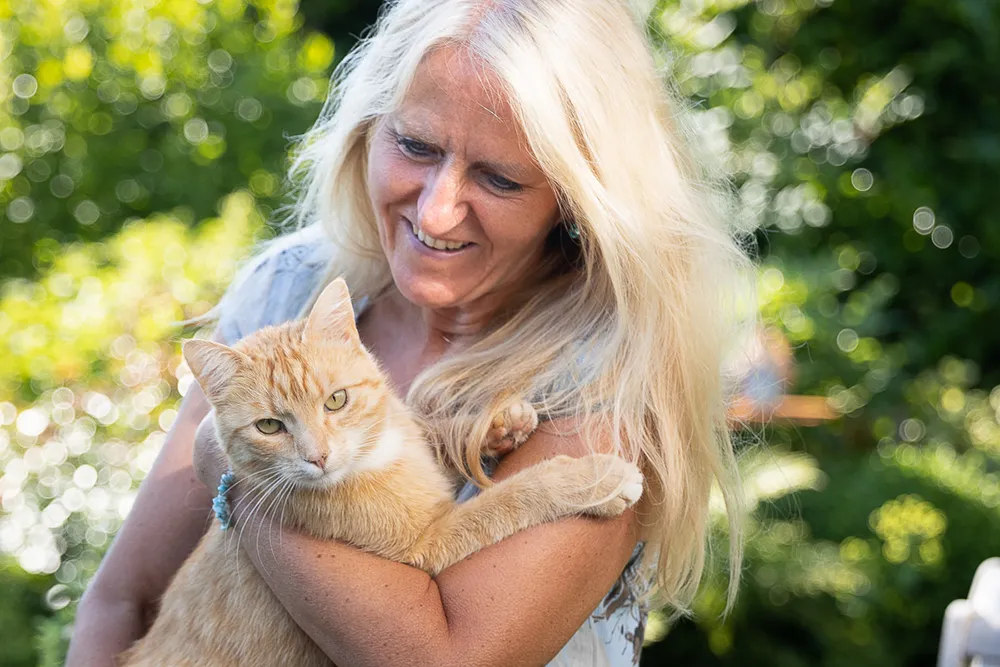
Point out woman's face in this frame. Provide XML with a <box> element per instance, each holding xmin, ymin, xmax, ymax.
<box><xmin>366</xmin><ymin>47</ymin><xmax>560</xmax><ymax>311</ymax></box>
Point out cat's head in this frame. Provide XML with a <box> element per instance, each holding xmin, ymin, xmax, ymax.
<box><xmin>183</xmin><ymin>278</ymin><xmax>403</xmax><ymax>489</ymax></box>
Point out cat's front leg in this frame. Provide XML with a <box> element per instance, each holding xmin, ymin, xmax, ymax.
<box><xmin>410</xmin><ymin>454</ymin><xmax>643</xmax><ymax>574</ymax></box>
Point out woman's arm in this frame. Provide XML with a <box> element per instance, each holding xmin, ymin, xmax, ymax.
<box><xmin>66</xmin><ymin>341</ymin><xmax>223</xmax><ymax>666</ymax></box>
<box><xmin>202</xmin><ymin>420</ymin><xmax>642</xmax><ymax>667</ymax></box>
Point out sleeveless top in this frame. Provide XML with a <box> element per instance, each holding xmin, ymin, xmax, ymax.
<box><xmin>217</xmin><ymin>237</ymin><xmax>649</xmax><ymax>666</ymax></box>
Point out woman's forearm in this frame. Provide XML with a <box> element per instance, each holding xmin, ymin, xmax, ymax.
<box><xmin>65</xmin><ymin>591</ymin><xmax>147</xmax><ymax>667</ymax></box>
<box><xmin>237</xmin><ymin>508</ymin><xmax>458</xmax><ymax>667</ymax></box>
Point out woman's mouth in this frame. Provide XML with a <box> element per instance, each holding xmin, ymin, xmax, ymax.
<box><xmin>408</xmin><ymin>220</ymin><xmax>472</xmax><ymax>252</ymax></box>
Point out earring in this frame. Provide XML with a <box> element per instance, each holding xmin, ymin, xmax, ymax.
<box><xmin>565</xmin><ymin>220</ymin><xmax>581</xmax><ymax>241</ymax></box>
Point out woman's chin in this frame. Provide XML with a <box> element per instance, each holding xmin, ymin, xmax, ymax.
<box><xmin>383</xmin><ymin>260</ymin><xmax>477</xmax><ymax>310</ymax></box>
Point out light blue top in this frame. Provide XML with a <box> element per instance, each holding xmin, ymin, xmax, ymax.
<box><xmin>217</xmin><ymin>238</ymin><xmax>649</xmax><ymax>667</ymax></box>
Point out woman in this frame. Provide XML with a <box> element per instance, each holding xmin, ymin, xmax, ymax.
<box><xmin>68</xmin><ymin>0</ymin><xmax>754</xmax><ymax>665</ymax></box>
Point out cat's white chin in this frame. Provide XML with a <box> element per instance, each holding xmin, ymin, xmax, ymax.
<box><xmin>287</xmin><ymin>429</ymin><xmax>406</xmax><ymax>489</ymax></box>
<box><xmin>290</xmin><ymin>467</ymin><xmax>348</xmax><ymax>490</ymax></box>
<box><xmin>299</xmin><ymin>458</ymin><xmax>351</xmax><ymax>486</ymax></box>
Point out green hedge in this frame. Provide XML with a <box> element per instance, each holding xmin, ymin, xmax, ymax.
<box><xmin>643</xmin><ymin>0</ymin><xmax>1000</xmax><ymax>664</ymax></box>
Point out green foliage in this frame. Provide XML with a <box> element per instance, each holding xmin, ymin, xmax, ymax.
<box><xmin>35</xmin><ymin>608</ymin><xmax>76</xmax><ymax>667</ymax></box>
<box><xmin>0</xmin><ymin>559</ymin><xmax>53</xmax><ymax>667</ymax></box>
<box><xmin>0</xmin><ymin>0</ymin><xmax>336</xmax><ymax>277</ymax></box>
<box><xmin>0</xmin><ymin>192</ymin><xmax>262</xmax><ymax>398</ymax></box>
<box><xmin>0</xmin><ymin>193</ymin><xmax>264</xmax><ymax>665</ymax></box>
<box><xmin>640</xmin><ymin>0</ymin><xmax>1000</xmax><ymax>665</ymax></box>
<box><xmin>0</xmin><ymin>0</ymin><xmax>353</xmax><ymax>663</ymax></box>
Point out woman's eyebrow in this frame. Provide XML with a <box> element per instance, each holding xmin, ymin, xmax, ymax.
<box><xmin>389</xmin><ymin>115</ymin><xmax>435</xmax><ymax>142</ymax></box>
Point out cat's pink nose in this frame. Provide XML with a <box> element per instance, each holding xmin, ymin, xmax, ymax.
<box><xmin>305</xmin><ymin>453</ymin><xmax>327</xmax><ymax>470</ymax></box>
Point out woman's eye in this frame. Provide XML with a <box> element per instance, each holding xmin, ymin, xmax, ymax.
<box><xmin>486</xmin><ymin>173</ymin><xmax>523</xmax><ymax>193</ymax></box>
<box><xmin>255</xmin><ymin>419</ymin><xmax>284</xmax><ymax>435</ymax></box>
<box><xmin>397</xmin><ymin>136</ymin><xmax>434</xmax><ymax>158</ymax></box>
<box><xmin>324</xmin><ymin>389</ymin><xmax>348</xmax><ymax>412</ymax></box>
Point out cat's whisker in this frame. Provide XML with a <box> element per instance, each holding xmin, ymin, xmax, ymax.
<box><xmin>221</xmin><ymin>465</ymin><xmax>299</xmax><ymax>577</ymax></box>
<box><xmin>259</xmin><ymin>478</ymin><xmax>293</xmax><ymax>571</ymax></box>
<box><xmin>361</xmin><ymin>432</ymin><xmax>392</xmax><ymax>454</ymax></box>
<box><xmin>230</xmin><ymin>469</ymin><xmax>286</xmax><ymax>517</ymax></box>
<box><xmin>277</xmin><ymin>478</ymin><xmax>298</xmax><ymax>549</ymax></box>
<box><xmin>356</xmin><ymin>418</ymin><xmax>389</xmax><ymax>441</ymax></box>
<box><xmin>242</xmin><ymin>474</ymin><xmax>286</xmax><ymax>543</ymax></box>
<box><xmin>365</xmin><ymin>418</ymin><xmax>390</xmax><ymax>434</ymax></box>
<box><xmin>235</xmin><ymin>474</ymin><xmax>288</xmax><ymax>581</ymax></box>
<box><xmin>227</xmin><ymin>466</ymin><xmax>283</xmax><ymax>492</ymax></box>
<box><xmin>269</xmin><ymin>479</ymin><xmax>295</xmax><ymax>562</ymax></box>
<box><xmin>358</xmin><ymin>416</ymin><xmax>387</xmax><ymax>431</ymax></box>
<box><xmin>223</xmin><ymin>468</ymin><xmax>284</xmax><ymax>569</ymax></box>
<box><xmin>230</xmin><ymin>470</ymin><xmax>287</xmax><ymax>574</ymax></box>
<box><xmin>333</xmin><ymin>419</ymin><xmax>391</xmax><ymax>470</ymax></box>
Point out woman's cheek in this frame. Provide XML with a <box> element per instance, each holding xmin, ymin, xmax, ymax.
<box><xmin>371</xmin><ymin>153</ymin><xmax>423</xmax><ymax>216</ymax></box>
<box><xmin>485</xmin><ymin>201</ymin><xmax>555</xmax><ymax>249</ymax></box>
<box><xmin>366</xmin><ymin>146</ymin><xmax>395</xmax><ymax>213</ymax></box>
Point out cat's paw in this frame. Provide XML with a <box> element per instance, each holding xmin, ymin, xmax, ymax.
<box><xmin>574</xmin><ymin>454</ymin><xmax>644</xmax><ymax>518</ymax></box>
<box><xmin>484</xmin><ymin>398</ymin><xmax>539</xmax><ymax>457</ymax></box>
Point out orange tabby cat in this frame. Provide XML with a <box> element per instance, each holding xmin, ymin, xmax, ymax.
<box><xmin>118</xmin><ymin>278</ymin><xmax>643</xmax><ymax>667</ymax></box>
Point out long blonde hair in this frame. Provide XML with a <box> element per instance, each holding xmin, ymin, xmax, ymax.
<box><xmin>226</xmin><ymin>0</ymin><xmax>757</xmax><ymax>615</ymax></box>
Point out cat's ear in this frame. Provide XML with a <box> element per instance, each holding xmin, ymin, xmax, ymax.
<box><xmin>303</xmin><ymin>277</ymin><xmax>360</xmax><ymax>345</ymax></box>
<box><xmin>182</xmin><ymin>339</ymin><xmax>248</xmax><ymax>402</ymax></box>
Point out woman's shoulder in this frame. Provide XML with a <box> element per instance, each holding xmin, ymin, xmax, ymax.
<box><xmin>216</xmin><ymin>227</ymin><xmax>332</xmax><ymax>344</ymax></box>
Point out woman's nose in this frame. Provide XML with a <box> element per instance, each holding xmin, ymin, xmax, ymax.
<box><xmin>417</xmin><ymin>161</ymin><xmax>470</xmax><ymax>236</ymax></box>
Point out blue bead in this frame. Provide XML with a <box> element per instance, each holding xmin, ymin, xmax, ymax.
<box><xmin>212</xmin><ymin>469</ymin><xmax>235</xmax><ymax>530</ymax></box>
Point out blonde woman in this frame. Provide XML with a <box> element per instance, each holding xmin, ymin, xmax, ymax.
<box><xmin>68</xmin><ymin>0</ymin><xmax>754</xmax><ymax>665</ymax></box>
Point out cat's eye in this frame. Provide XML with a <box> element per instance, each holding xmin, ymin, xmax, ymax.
<box><xmin>324</xmin><ymin>389</ymin><xmax>348</xmax><ymax>412</ymax></box>
<box><xmin>255</xmin><ymin>418</ymin><xmax>284</xmax><ymax>435</ymax></box>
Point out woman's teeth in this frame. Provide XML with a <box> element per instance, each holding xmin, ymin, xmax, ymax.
<box><xmin>410</xmin><ymin>222</ymin><xmax>471</xmax><ymax>251</ymax></box>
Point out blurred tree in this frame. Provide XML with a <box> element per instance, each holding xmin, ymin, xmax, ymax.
<box><xmin>0</xmin><ymin>0</ymin><xmax>340</xmax><ymax>278</ymax></box>
<box><xmin>0</xmin><ymin>191</ymin><xmax>265</xmax><ymax>664</ymax></box>
<box><xmin>640</xmin><ymin>0</ymin><xmax>1000</xmax><ymax>665</ymax></box>
<box><xmin>297</xmin><ymin>0</ymin><xmax>382</xmax><ymax>47</ymax></box>
<box><xmin>0</xmin><ymin>559</ymin><xmax>52</xmax><ymax>667</ymax></box>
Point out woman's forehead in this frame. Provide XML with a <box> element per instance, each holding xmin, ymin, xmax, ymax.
<box><xmin>390</xmin><ymin>47</ymin><xmax>541</xmax><ymax>172</ymax></box>
<box><xmin>399</xmin><ymin>47</ymin><xmax>517</xmax><ymax>135</ymax></box>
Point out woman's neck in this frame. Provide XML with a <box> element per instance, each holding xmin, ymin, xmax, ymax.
<box><xmin>385</xmin><ymin>279</ymin><xmax>531</xmax><ymax>347</ymax></box>
<box><xmin>357</xmin><ymin>275</ymin><xmax>541</xmax><ymax>397</ymax></box>
<box><xmin>378</xmin><ymin>296</ymin><xmax>482</xmax><ymax>357</ymax></box>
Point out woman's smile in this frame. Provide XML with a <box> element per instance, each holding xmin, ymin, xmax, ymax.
<box><xmin>404</xmin><ymin>216</ymin><xmax>475</xmax><ymax>253</ymax></box>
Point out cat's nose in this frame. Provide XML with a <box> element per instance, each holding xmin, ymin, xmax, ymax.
<box><xmin>305</xmin><ymin>453</ymin><xmax>327</xmax><ymax>470</ymax></box>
